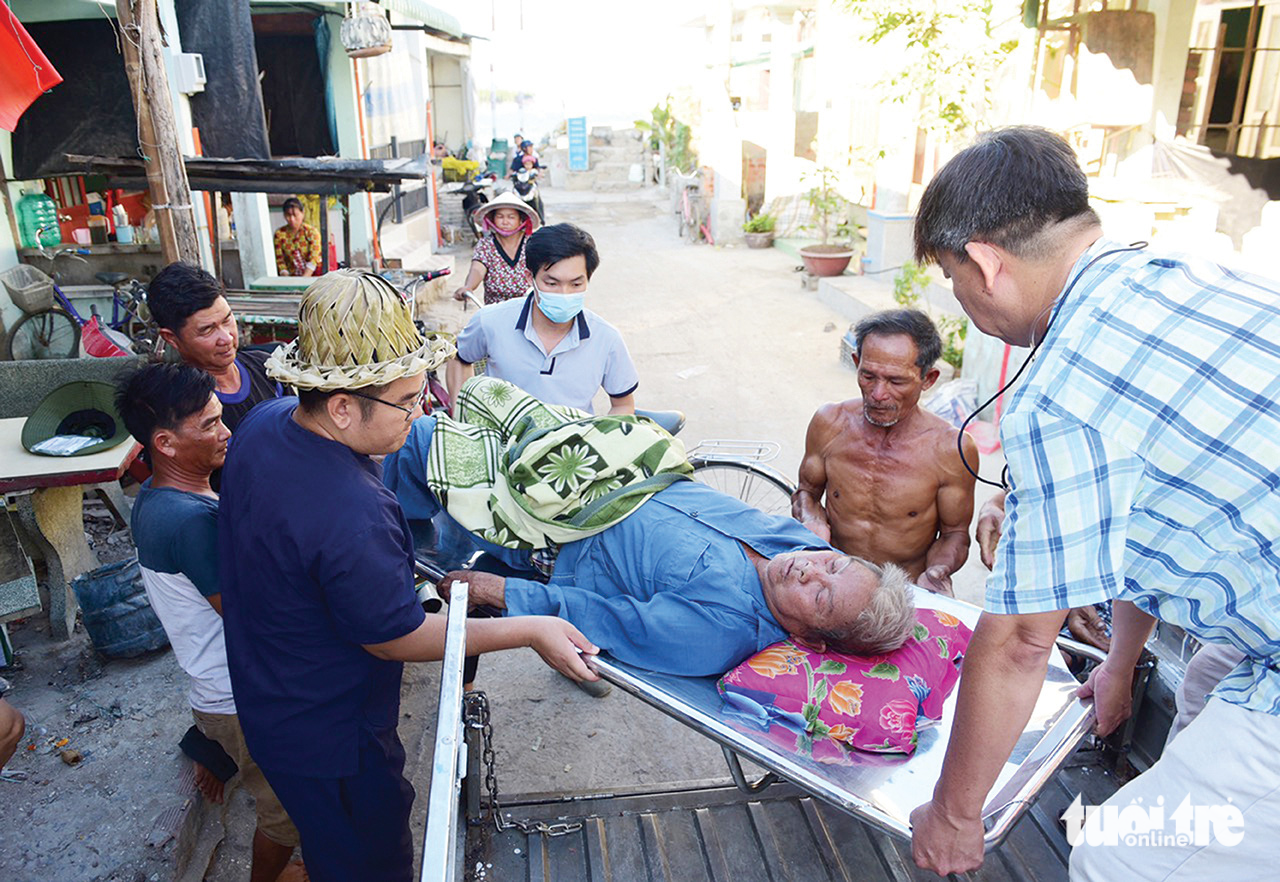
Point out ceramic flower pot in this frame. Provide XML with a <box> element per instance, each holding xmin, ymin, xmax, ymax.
<box><xmin>799</xmin><ymin>244</ymin><xmax>856</xmax><ymax>277</ymax></box>
<box><xmin>743</xmin><ymin>231</ymin><xmax>774</xmax><ymax>249</ymax></box>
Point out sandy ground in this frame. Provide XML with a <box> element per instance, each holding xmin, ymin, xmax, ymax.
<box><xmin>0</xmin><ymin>185</ymin><xmax>1005</xmax><ymax>880</ymax></box>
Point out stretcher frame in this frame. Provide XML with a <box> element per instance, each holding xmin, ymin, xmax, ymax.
<box><xmin>586</xmin><ymin>588</ymin><xmax>1099</xmax><ymax>851</ymax></box>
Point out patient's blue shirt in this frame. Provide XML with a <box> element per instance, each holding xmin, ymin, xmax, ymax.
<box><xmin>385</xmin><ymin>419</ymin><xmax>829</xmax><ymax>675</ymax></box>
<box><xmin>504</xmin><ymin>481</ymin><xmax>826</xmax><ymax>674</ymax></box>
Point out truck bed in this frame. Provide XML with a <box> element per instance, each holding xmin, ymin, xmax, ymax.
<box><xmin>465</xmin><ymin>753</ymin><xmax>1120</xmax><ymax>882</ymax></box>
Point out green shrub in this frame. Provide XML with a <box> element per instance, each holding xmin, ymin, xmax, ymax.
<box><xmin>743</xmin><ymin>213</ymin><xmax>777</xmax><ymax>233</ymax></box>
<box><xmin>893</xmin><ymin>260</ymin><xmax>967</xmax><ymax>371</ymax></box>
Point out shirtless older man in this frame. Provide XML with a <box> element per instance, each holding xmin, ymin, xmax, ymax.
<box><xmin>793</xmin><ymin>309</ymin><xmax>977</xmax><ymax>596</ymax></box>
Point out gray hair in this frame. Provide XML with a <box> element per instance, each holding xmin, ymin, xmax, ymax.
<box><xmin>854</xmin><ymin>309</ymin><xmax>942</xmax><ymax>376</ymax></box>
<box><xmin>807</xmin><ymin>560</ymin><xmax>916</xmax><ymax>655</ymax></box>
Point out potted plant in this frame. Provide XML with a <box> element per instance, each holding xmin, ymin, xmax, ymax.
<box><xmin>798</xmin><ymin>167</ymin><xmax>856</xmax><ymax>277</ymax></box>
<box><xmin>742</xmin><ymin>212</ymin><xmax>776</xmax><ymax>248</ymax></box>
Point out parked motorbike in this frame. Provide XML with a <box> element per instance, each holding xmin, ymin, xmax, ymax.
<box><xmin>460</xmin><ymin>173</ymin><xmax>497</xmax><ymax>242</ymax></box>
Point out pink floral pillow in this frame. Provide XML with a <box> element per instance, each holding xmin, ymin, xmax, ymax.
<box><xmin>718</xmin><ymin>608</ymin><xmax>972</xmax><ymax>755</ymax></box>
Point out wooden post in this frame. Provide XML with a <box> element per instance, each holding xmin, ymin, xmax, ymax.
<box><xmin>0</xmin><ymin>153</ymin><xmax>26</xmax><ymax>250</ymax></box>
<box><xmin>115</xmin><ymin>0</ymin><xmax>201</xmax><ymax>266</ymax></box>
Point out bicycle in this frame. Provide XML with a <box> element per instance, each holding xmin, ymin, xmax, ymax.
<box><xmin>393</xmin><ymin>266</ymin><xmax>456</xmax><ymax>416</ymax></box>
<box><xmin>674</xmin><ymin>170</ymin><xmax>714</xmax><ymax>246</ymax></box>
<box><xmin>686</xmin><ymin>439</ymin><xmax>794</xmax><ymax>516</ymax></box>
<box><xmin>1</xmin><ymin>262</ymin><xmax>157</xmax><ymax>360</ymax></box>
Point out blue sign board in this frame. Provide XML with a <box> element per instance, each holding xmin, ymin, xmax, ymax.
<box><xmin>568</xmin><ymin>117</ymin><xmax>588</xmax><ymax>171</ymax></box>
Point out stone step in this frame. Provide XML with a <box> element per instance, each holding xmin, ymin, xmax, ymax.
<box><xmin>593</xmin><ymin>180</ymin><xmax>645</xmax><ymax>192</ymax></box>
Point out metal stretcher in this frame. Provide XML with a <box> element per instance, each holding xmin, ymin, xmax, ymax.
<box><xmin>418</xmin><ymin>575</ymin><xmax>1100</xmax><ymax>881</ymax></box>
<box><xmin>586</xmin><ymin>589</ymin><xmax>1098</xmax><ymax>851</ymax></box>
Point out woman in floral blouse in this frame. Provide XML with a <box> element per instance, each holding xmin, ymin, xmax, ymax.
<box><xmin>273</xmin><ymin>197</ymin><xmax>322</xmax><ymax>277</ymax></box>
<box><xmin>452</xmin><ymin>192</ymin><xmax>541</xmax><ymax>305</ymax></box>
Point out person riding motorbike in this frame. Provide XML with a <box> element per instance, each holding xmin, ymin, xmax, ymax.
<box><xmin>452</xmin><ymin>192</ymin><xmax>541</xmax><ymax>305</ymax></box>
<box><xmin>509</xmin><ymin>139</ymin><xmax>538</xmax><ymax>174</ymax></box>
<box><xmin>511</xmin><ymin>153</ymin><xmax>546</xmax><ymax>225</ymax></box>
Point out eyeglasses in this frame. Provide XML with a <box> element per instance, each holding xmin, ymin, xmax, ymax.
<box><xmin>348</xmin><ymin>381</ymin><xmax>427</xmax><ymax>423</ymax></box>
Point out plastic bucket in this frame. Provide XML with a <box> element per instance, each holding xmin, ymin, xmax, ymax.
<box><xmin>70</xmin><ymin>557</ymin><xmax>170</xmax><ymax>658</ymax></box>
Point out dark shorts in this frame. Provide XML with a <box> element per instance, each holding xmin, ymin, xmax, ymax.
<box><xmin>262</xmin><ymin>726</ymin><xmax>416</xmax><ymax>882</ymax></box>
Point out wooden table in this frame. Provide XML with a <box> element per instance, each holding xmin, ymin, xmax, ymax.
<box><xmin>0</xmin><ymin>418</ymin><xmax>133</xmax><ymax>641</ymax></box>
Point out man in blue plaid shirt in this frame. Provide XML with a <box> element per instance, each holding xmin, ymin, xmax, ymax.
<box><xmin>908</xmin><ymin>127</ymin><xmax>1280</xmax><ymax>880</ymax></box>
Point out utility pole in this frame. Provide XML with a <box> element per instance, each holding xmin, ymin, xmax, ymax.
<box><xmin>490</xmin><ymin>0</ymin><xmax>498</xmax><ymax>145</ymax></box>
<box><xmin>115</xmin><ymin>0</ymin><xmax>200</xmax><ymax>265</ymax></box>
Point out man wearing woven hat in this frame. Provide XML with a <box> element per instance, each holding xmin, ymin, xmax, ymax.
<box><xmin>217</xmin><ymin>269</ymin><xmax>598</xmax><ymax>881</ymax></box>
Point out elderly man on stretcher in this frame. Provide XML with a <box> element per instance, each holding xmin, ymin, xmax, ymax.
<box><xmin>384</xmin><ymin>376</ymin><xmax>917</xmax><ymax>677</ymax></box>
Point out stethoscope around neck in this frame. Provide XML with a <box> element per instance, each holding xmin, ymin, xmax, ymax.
<box><xmin>956</xmin><ymin>241</ymin><xmax>1148</xmax><ymax>491</ymax></box>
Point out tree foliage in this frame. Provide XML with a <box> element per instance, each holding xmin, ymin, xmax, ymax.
<box><xmin>841</xmin><ymin>0</ymin><xmax>1019</xmax><ymax>137</ymax></box>
<box><xmin>893</xmin><ymin>260</ymin><xmax>968</xmax><ymax>370</ymax></box>
<box><xmin>802</xmin><ymin>166</ymin><xmax>850</xmax><ymax>246</ymax></box>
<box><xmin>635</xmin><ymin>97</ymin><xmax>698</xmax><ymax>175</ymax></box>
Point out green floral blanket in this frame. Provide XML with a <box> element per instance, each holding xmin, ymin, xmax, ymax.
<box><xmin>426</xmin><ymin>376</ymin><xmax>692</xmax><ymax>549</ymax></box>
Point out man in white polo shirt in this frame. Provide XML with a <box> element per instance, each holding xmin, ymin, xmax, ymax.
<box><xmin>445</xmin><ymin>223</ymin><xmax>638</xmax><ymax>414</ymax></box>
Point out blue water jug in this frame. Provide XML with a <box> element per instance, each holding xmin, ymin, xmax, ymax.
<box><xmin>17</xmin><ymin>191</ymin><xmax>61</xmax><ymax>249</ymax></box>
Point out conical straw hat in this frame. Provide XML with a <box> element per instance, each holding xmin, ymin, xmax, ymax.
<box><xmin>472</xmin><ymin>191</ymin><xmax>541</xmax><ymax>231</ymax></box>
<box><xmin>266</xmin><ymin>269</ymin><xmax>455</xmax><ymax>391</ymax></box>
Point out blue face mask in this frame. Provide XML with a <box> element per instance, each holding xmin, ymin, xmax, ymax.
<box><xmin>534</xmin><ymin>286</ymin><xmax>585</xmax><ymax>323</ymax></box>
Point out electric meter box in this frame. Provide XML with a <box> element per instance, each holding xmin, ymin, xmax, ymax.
<box><xmin>170</xmin><ymin>52</ymin><xmax>206</xmax><ymax>95</ymax></box>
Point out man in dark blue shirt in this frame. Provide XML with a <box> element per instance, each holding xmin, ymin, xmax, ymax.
<box><xmin>219</xmin><ymin>270</ymin><xmax>596</xmax><ymax>882</ymax></box>
<box><xmin>148</xmin><ymin>261</ymin><xmax>287</xmax><ymax>435</ymax></box>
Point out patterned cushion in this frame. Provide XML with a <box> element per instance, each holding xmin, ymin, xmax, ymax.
<box><xmin>718</xmin><ymin>608</ymin><xmax>972</xmax><ymax>755</ymax></box>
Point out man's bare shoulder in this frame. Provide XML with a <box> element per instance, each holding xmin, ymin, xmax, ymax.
<box><xmin>809</xmin><ymin>399</ymin><xmax>863</xmax><ymax>434</ymax></box>
<box><xmin>913</xmin><ymin>409</ymin><xmax>979</xmax><ymax>477</ymax></box>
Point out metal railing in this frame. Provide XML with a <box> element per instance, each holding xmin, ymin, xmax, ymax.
<box><xmin>419</xmin><ymin>578</ymin><xmax>469</xmax><ymax>882</ymax></box>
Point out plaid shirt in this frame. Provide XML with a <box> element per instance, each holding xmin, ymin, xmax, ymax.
<box><xmin>989</xmin><ymin>239</ymin><xmax>1280</xmax><ymax>715</ymax></box>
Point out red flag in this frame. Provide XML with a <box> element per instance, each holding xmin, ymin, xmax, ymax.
<box><xmin>0</xmin><ymin>5</ymin><xmax>63</xmax><ymax>132</ymax></box>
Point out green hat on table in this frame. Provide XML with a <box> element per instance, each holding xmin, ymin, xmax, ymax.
<box><xmin>22</xmin><ymin>381</ymin><xmax>131</xmax><ymax>457</ymax></box>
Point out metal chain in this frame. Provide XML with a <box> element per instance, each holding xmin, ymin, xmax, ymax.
<box><xmin>462</xmin><ymin>691</ymin><xmax>583</xmax><ymax>838</ymax></box>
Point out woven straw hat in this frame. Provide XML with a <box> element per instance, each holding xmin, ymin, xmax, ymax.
<box><xmin>266</xmin><ymin>269</ymin><xmax>455</xmax><ymax>391</ymax></box>
<box><xmin>472</xmin><ymin>191</ymin><xmax>541</xmax><ymax>231</ymax></box>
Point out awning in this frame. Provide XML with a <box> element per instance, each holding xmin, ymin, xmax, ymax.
<box><xmin>62</xmin><ymin>154</ymin><xmax>432</xmax><ymax>195</ymax></box>
<box><xmin>0</xmin><ymin>9</ymin><xmax>63</xmax><ymax>132</ymax></box>
<box><xmin>381</xmin><ymin>0</ymin><xmax>463</xmax><ymax>39</ymax></box>
<box><xmin>248</xmin><ymin>0</ymin><xmax>463</xmax><ymax>40</ymax></box>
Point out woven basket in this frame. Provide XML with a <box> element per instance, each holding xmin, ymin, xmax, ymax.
<box><xmin>1</xmin><ymin>264</ymin><xmax>56</xmax><ymax>314</ymax></box>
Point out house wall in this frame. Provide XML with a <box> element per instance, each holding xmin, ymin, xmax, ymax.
<box><xmin>320</xmin><ymin>12</ymin><xmax>376</xmax><ymax>265</ymax></box>
<box><xmin>1145</xmin><ymin>0</ymin><xmax>1200</xmax><ymax>141</ymax></box>
<box><xmin>1</xmin><ymin>133</ymin><xmax>25</xmax><ymax>336</ymax></box>
<box><xmin>430</xmin><ymin>54</ymin><xmax>468</xmax><ymax>151</ymax></box>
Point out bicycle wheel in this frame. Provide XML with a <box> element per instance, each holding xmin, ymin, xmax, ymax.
<box><xmin>686</xmin><ymin>195</ymin><xmax>704</xmax><ymax>244</ymax></box>
<box><xmin>7</xmin><ymin>309</ymin><xmax>81</xmax><ymax>360</ymax></box>
<box><xmin>690</xmin><ymin>460</ymin><xmax>795</xmax><ymax>517</ymax></box>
